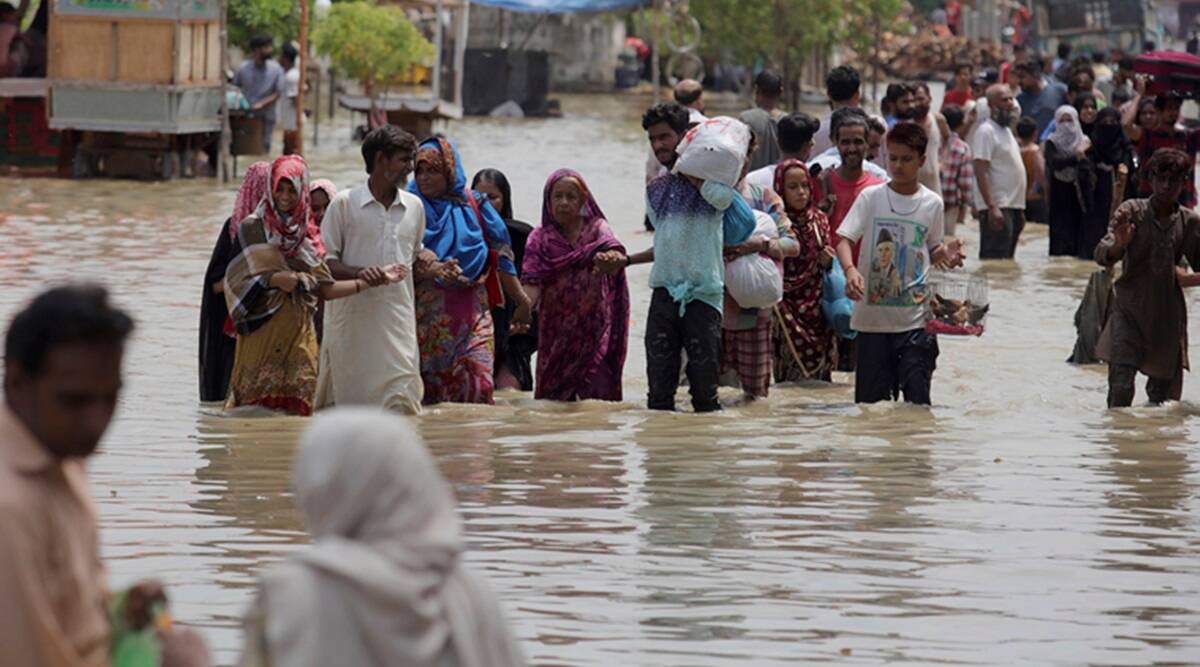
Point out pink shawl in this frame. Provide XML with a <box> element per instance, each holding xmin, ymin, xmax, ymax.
<box><xmin>523</xmin><ymin>169</ymin><xmax>629</xmax><ymax>401</ymax></box>
<box><xmin>229</xmin><ymin>161</ymin><xmax>270</xmax><ymax>239</ymax></box>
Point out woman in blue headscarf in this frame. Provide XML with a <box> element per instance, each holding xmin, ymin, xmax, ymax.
<box><xmin>409</xmin><ymin>137</ymin><xmax>533</xmax><ymax>405</ymax></box>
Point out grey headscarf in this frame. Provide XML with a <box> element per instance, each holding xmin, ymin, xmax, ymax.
<box><xmin>241</xmin><ymin>408</ymin><xmax>525</xmax><ymax>667</ymax></box>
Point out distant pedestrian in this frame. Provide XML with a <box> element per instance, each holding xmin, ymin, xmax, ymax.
<box><xmin>811</xmin><ymin>65</ymin><xmax>862</xmax><ymax>157</ymax></box>
<box><xmin>1045</xmin><ymin>105</ymin><xmax>1091</xmax><ymax>256</ymax></box>
<box><xmin>746</xmin><ymin>112</ymin><xmax>821</xmax><ymax>189</ymax></box>
<box><xmin>972</xmin><ymin>84</ymin><xmax>1027</xmax><ymax>259</ymax></box>
<box><xmin>1014</xmin><ymin>59</ymin><xmax>1068</xmax><ymax>135</ymax></box>
<box><xmin>233</xmin><ymin>34</ymin><xmax>285</xmax><ymax>154</ymax></box>
<box><xmin>939</xmin><ymin>104</ymin><xmax>974</xmax><ymax>238</ymax></box>
<box><xmin>741</xmin><ymin>70</ymin><xmax>786</xmax><ymax>170</ymax></box>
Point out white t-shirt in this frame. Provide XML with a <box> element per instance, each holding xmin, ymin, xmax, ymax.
<box><xmin>970</xmin><ymin>118</ymin><xmax>1026</xmax><ymax>211</ymax></box>
<box><xmin>279</xmin><ymin>65</ymin><xmax>302</xmax><ymax>131</ymax></box>
<box><xmin>745</xmin><ymin>163</ymin><xmax>776</xmax><ymax>190</ymax></box>
<box><xmin>837</xmin><ymin>183</ymin><xmax>944</xmax><ymax>333</ymax></box>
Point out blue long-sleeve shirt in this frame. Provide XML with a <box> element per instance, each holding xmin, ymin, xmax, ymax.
<box><xmin>646</xmin><ymin>174</ymin><xmax>755</xmax><ymax>314</ymax></box>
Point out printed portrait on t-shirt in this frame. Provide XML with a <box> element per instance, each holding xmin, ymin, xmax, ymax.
<box><xmin>867</xmin><ymin>219</ymin><xmax>929</xmax><ymax>306</ymax></box>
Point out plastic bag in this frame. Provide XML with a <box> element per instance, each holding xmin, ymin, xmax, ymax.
<box><xmin>821</xmin><ymin>257</ymin><xmax>857</xmax><ymax>339</ymax></box>
<box><xmin>725</xmin><ymin>211</ymin><xmax>783</xmax><ymax>308</ymax></box>
<box><xmin>674</xmin><ymin>116</ymin><xmax>752</xmax><ymax>188</ymax></box>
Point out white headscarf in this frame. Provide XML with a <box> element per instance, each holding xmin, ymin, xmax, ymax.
<box><xmin>1048</xmin><ymin>105</ymin><xmax>1084</xmax><ymax>154</ymax></box>
<box><xmin>242</xmin><ymin>408</ymin><xmax>525</xmax><ymax>667</ymax></box>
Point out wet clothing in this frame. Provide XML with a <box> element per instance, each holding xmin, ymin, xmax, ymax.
<box><xmin>493</xmin><ymin>219</ymin><xmax>537</xmax><ymax>391</ymax></box>
<box><xmin>224</xmin><ymin>157</ymin><xmax>331</xmax><ymax>415</ymax></box>
<box><xmin>646</xmin><ymin>288</ymin><xmax>723</xmax><ymax>412</ymax></box>
<box><xmin>837</xmin><ymin>183</ymin><xmax>945</xmax><ymax>333</ymax></box>
<box><xmin>417</xmin><ymin>283</ymin><xmax>496</xmax><ymax>406</ymax></box>
<box><xmin>719</xmin><ymin>180</ymin><xmax>795</xmax><ymax>396</ymax></box>
<box><xmin>225</xmin><ymin>215</ymin><xmax>332</xmax><ymax>416</ymax></box>
<box><xmin>1095</xmin><ymin>199</ymin><xmax>1200</xmax><ymax>404</ymax></box>
<box><xmin>200</xmin><ymin>217</ymin><xmax>239</xmax><ymax>402</ymax></box>
<box><xmin>720</xmin><ymin>317</ymin><xmax>773</xmax><ymax>397</ymax></box>
<box><xmin>315</xmin><ymin>184</ymin><xmax>426</xmax><ymax>415</ymax></box>
<box><xmin>408</xmin><ymin>138</ymin><xmax>516</xmax><ymax>405</ymax></box>
<box><xmin>978</xmin><ymin>208</ymin><xmax>1025</xmax><ymax>259</ymax></box>
<box><xmin>772</xmin><ymin>161</ymin><xmax>836</xmax><ymax>382</ymax></box>
<box><xmin>1045</xmin><ymin>138</ymin><xmax>1092</xmax><ymax>257</ymax></box>
<box><xmin>774</xmin><ymin>212</ymin><xmax>836</xmax><ymax>381</ymax></box>
<box><xmin>971</xmin><ymin>118</ymin><xmax>1027</xmax><ymax>212</ymax></box>
<box><xmin>1107</xmin><ymin>362</ymin><xmax>1182</xmax><ymax>407</ymax></box>
<box><xmin>523</xmin><ymin>169</ymin><xmax>629</xmax><ymax>402</ymax></box>
<box><xmin>0</xmin><ymin>407</ymin><xmax>109</xmax><ymax>667</ymax></box>
<box><xmin>1067</xmin><ymin>269</ymin><xmax>1113</xmax><ymax>365</ymax></box>
<box><xmin>646</xmin><ymin>174</ymin><xmax>755</xmax><ymax>315</ymax></box>
<box><xmin>854</xmin><ymin>329</ymin><xmax>940</xmax><ymax>404</ymax></box>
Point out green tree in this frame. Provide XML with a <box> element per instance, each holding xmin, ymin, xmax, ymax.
<box><xmin>846</xmin><ymin>0</ymin><xmax>910</xmax><ymax>103</ymax></box>
<box><xmin>312</xmin><ymin>0</ymin><xmax>434</xmax><ymax>114</ymax></box>
<box><xmin>228</xmin><ymin>0</ymin><xmax>299</xmax><ymax>51</ymax></box>
<box><xmin>690</xmin><ymin>0</ymin><xmax>844</xmax><ymax>108</ymax></box>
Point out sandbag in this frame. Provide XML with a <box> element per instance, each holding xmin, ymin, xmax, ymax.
<box><xmin>674</xmin><ymin>116</ymin><xmax>752</xmax><ymax>188</ymax></box>
<box><xmin>725</xmin><ymin>211</ymin><xmax>783</xmax><ymax>308</ymax></box>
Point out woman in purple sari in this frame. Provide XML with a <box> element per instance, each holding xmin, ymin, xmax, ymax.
<box><xmin>522</xmin><ymin>170</ymin><xmax>630</xmax><ymax>401</ymax></box>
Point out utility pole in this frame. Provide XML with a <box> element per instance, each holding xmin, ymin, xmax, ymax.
<box><xmin>296</xmin><ymin>0</ymin><xmax>308</xmax><ymax>156</ymax></box>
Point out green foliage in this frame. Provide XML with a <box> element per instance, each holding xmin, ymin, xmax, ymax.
<box><xmin>312</xmin><ymin>1</ymin><xmax>435</xmax><ymax>92</ymax></box>
<box><xmin>690</xmin><ymin>0</ymin><xmax>844</xmax><ymax>103</ymax></box>
<box><xmin>228</xmin><ymin>0</ymin><xmax>299</xmax><ymax>51</ymax></box>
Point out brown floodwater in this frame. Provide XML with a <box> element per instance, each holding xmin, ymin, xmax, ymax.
<box><xmin>2</xmin><ymin>94</ymin><xmax>1200</xmax><ymax>666</ymax></box>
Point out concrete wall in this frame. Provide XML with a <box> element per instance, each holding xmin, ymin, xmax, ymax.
<box><xmin>468</xmin><ymin>7</ymin><xmax>627</xmax><ymax>91</ymax></box>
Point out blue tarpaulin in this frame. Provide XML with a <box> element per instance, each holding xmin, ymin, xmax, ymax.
<box><xmin>469</xmin><ymin>0</ymin><xmax>647</xmax><ymax>13</ymax></box>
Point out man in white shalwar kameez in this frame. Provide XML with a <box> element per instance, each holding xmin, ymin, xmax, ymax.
<box><xmin>316</xmin><ymin>126</ymin><xmax>429</xmax><ymax>414</ymax></box>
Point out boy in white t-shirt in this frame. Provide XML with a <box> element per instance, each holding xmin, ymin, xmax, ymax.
<box><xmin>836</xmin><ymin>122</ymin><xmax>966</xmax><ymax>404</ymax></box>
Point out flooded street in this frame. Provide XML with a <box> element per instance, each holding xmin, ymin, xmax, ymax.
<box><xmin>3</xmin><ymin>94</ymin><xmax>1200</xmax><ymax>665</ymax></box>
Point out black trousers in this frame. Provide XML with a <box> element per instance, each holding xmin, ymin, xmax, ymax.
<box><xmin>646</xmin><ymin>288</ymin><xmax>722</xmax><ymax>412</ymax></box>
<box><xmin>854</xmin><ymin>329</ymin><xmax>939</xmax><ymax>405</ymax></box>
<box><xmin>978</xmin><ymin>207</ymin><xmax>1025</xmax><ymax>259</ymax></box>
<box><xmin>1107</xmin><ymin>363</ymin><xmax>1183</xmax><ymax>408</ymax></box>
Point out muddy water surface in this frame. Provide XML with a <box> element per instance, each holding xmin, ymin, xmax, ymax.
<box><xmin>2</xmin><ymin>95</ymin><xmax>1199</xmax><ymax>665</ymax></box>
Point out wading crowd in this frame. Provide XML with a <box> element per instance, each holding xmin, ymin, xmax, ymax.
<box><xmin>5</xmin><ymin>41</ymin><xmax>1200</xmax><ymax>667</ymax></box>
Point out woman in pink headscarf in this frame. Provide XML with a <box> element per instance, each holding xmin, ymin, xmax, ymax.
<box><xmin>223</xmin><ymin>156</ymin><xmax>396</xmax><ymax>415</ymax></box>
<box><xmin>521</xmin><ymin>169</ymin><xmax>629</xmax><ymax>401</ymax></box>
<box><xmin>309</xmin><ymin>179</ymin><xmax>338</xmax><ymax>227</ymax></box>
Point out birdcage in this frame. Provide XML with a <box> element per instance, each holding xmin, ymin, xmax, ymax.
<box><xmin>925</xmin><ymin>270</ymin><xmax>989</xmax><ymax>336</ymax></box>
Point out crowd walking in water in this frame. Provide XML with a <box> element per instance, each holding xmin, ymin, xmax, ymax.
<box><xmin>11</xmin><ymin>36</ymin><xmax>1200</xmax><ymax>667</ymax></box>
<box><xmin>196</xmin><ymin>54</ymin><xmax>1200</xmax><ymax>415</ymax></box>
